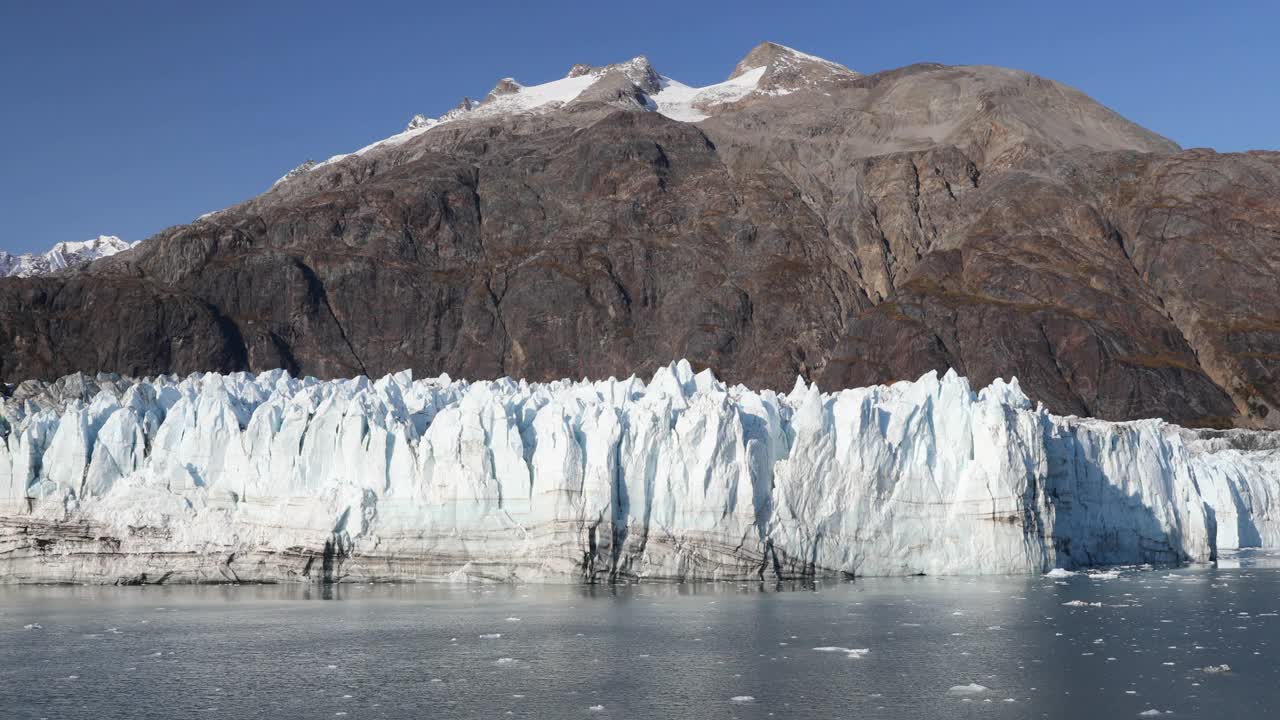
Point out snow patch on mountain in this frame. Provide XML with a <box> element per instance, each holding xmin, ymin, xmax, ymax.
<box><xmin>649</xmin><ymin>67</ymin><xmax>767</xmax><ymax>123</ymax></box>
<box><xmin>1</xmin><ymin>361</ymin><xmax>1276</xmax><ymax>584</ymax></box>
<box><xmin>311</xmin><ymin>59</ymin><xmax>654</xmax><ymax>171</ymax></box>
<box><xmin>299</xmin><ymin>44</ymin><xmax>856</xmax><ymax>179</ymax></box>
<box><xmin>271</xmin><ymin>159</ymin><xmax>319</xmax><ymax>188</ymax></box>
<box><xmin>0</xmin><ymin>236</ymin><xmax>137</xmax><ymax>278</ymax></box>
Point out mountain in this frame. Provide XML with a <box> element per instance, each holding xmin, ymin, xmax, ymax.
<box><xmin>262</xmin><ymin>43</ymin><xmax>861</xmax><ymax>175</ymax></box>
<box><xmin>0</xmin><ymin>235</ymin><xmax>136</xmax><ymax>278</ymax></box>
<box><xmin>2</xmin><ymin>361</ymin><xmax>1276</xmax><ymax>583</ymax></box>
<box><xmin>1</xmin><ymin>42</ymin><xmax>1278</xmax><ymax>430</ymax></box>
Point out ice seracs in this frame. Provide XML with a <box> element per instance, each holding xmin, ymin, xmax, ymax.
<box><xmin>0</xmin><ymin>235</ymin><xmax>138</xmax><ymax>278</ymax></box>
<box><xmin>1</xmin><ymin>361</ymin><xmax>1277</xmax><ymax>584</ymax></box>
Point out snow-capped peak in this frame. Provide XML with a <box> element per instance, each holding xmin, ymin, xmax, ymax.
<box><xmin>295</xmin><ymin>44</ymin><xmax>858</xmax><ymax>180</ymax></box>
<box><xmin>307</xmin><ymin>56</ymin><xmax>666</xmax><ymax>173</ymax></box>
<box><xmin>728</xmin><ymin>41</ymin><xmax>860</xmax><ymax>95</ymax></box>
<box><xmin>0</xmin><ymin>235</ymin><xmax>138</xmax><ymax>278</ymax></box>
<box><xmin>405</xmin><ymin>114</ymin><xmax>433</xmax><ymax>131</ymax></box>
<box><xmin>486</xmin><ymin>77</ymin><xmax>523</xmax><ymax>100</ymax></box>
<box><xmin>730</xmin><ymin>41</ymin><xmax>850</xmax><ymax>78</ymax></box>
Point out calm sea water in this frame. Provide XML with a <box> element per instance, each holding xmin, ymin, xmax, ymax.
<box><xmin>2</xmin><ymin>554</ymin><xmax>1279</xmax><ymax>720</ymax></box>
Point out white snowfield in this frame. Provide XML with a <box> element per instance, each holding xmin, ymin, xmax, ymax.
<box><xmin>0</xmin><ymin>361</ymin><xmax>1276</xmax><ymax>584</ymax></box>
<box><xmin>0</xmin><ymin>235</ymin><xmax>137</xmax><ymax>278</ymax></box>
<box><xmin>307</xmin><ymin>60</ymin><xmax>765</xmax><ymax>171</ymax></box>
<box><xmin>304</xmin><ymin>44</ymin><xmax>858</xmax><ymax>174</ymax></box>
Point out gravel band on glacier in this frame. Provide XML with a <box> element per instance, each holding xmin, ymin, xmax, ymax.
<box><xmin>1</xmin><ymin>361</ymin><xmax>1276</xmax><ymax>584</ymax></box>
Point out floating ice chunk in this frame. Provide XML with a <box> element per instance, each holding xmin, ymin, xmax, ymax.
<box><xmin>505</xmin><ymin>617</ymin><xmax>521</xmax><ymax>622</ymax></box>
<box><xmin>1137</xmin><ymin>711</ymin><xmax>1170</xmax><ymax>717</ymax></box>
<box><xmin>813</xmin><ymin>647</ymin><xmax>870</xmax><ymax>658</ymax></box>
<box><xmin>1045</xmin><ymin>568</ymin><xmax>1077</xmax><ymax>578</ymax></box>
<box><xmin>495</xmin><ymin>657</ymin><xmax>518</xmax><ymax>665</ymax></box>
<box><xmin>589</xmin><ymin>705</ymin><xmax>605</xmax><ymax>712</ymax></box>
<box><xmin>480</xmin><ymin>633</ymin><xmax>502</xmax><ymax>639</ymax></box>
<box><xmin>947</xmin><ymin>684</ymin><xmax>988</xmax><ymax>695</ymax></box>
<box><xmin>730</xmin><ymin>696</ymin><xmax>755</xmax><ymax>703</ymax></box>
<box><xmin>1200</xmin><ymin>664</ymin><xmax>1231</xmax><ymax>674</ymax></box>
<box><xmin>23</xmin><ymin>623</ymin><xmax>42</xmax><ymax>630</ymax></box>
<box><xmin>1062</xmin><ymin>600</ymin><xmax>1103</xmax><ymax>607</ymax></box>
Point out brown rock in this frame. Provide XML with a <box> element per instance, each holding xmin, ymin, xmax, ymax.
<box><xmin>2</xmin><ymin>51</ymin><xmax>1276</xmax><ymax>429</ymax></box>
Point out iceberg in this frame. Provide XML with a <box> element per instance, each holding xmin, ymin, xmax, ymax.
<box><xmin>0</xmin><ymin>361</ymin><xmax>1276</xmax><ymax>584</ymax></box>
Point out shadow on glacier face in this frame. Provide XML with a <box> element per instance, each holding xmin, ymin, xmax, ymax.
<box><xmin>1041</xmin><ymin>424</ymin><xmax>1211</xmax><ymax>569</ymax></box>
<box><xmin>1229</xmin><ymin>490</ymin><xmax>1264</xmax><ymax>549</ymax></box>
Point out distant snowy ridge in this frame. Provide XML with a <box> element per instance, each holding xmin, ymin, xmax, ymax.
<box><xmin>296</xmin><ymin>42</ymin><xmax>859</xmax><ymax>177</ymax></box>
<box><xmin>1</xmin><ymin>361</ymin><xmax>1276</xmax><ymax>584</ymax></box>
<box><xmin>271</xmin><ymin>159</ymin><xmax>318</xmax><ymax>188</ymax></box>
<box><xmin>0</xmin><ymin>236</ymin><xmax>137</xmax><ymax>278</ymax></box>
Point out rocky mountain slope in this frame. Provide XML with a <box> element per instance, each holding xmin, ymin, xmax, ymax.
<box><xmin>0</xmin><ymin>235</ymin><xmax>135</xmax><ymax>278</ymax></box>
<box><xmin>1</xmin><ymin>42</ymin><xmax>1277</xmax><ymax>429</ymax></box>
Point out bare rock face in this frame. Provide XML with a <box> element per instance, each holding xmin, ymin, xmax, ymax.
<box><xmin>1</xmin><ymin>45</ymin><xmax>1277</xmax><ymax>429</ymax></box>
<box><xmin>597</xmin><ymin>56</ymin><xmax>663</xmax><ymax>95</ymax></box>
<box><xmin>568</xmin><ymin>71</ymin><xmax>653</xmax><ymax>111</ymax></box>
<box><xmin>484</xmin><ymin>77</ymin><xmax>522</xmax><ymax>101</ymax></box>
<box><xmin>729</xmin><ymin>40</ymin><xmax>861</xmax><ymax>94</ymax></box>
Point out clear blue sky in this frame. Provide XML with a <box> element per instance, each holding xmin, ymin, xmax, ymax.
<box><xmin>1</xmin><ymin>0</ymin><xmax>1276</xmax><ymax>253</ymax></box>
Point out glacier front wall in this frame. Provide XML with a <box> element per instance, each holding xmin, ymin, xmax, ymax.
<box><xmin>0</xmin><ymin>361</ymin><xmax>1276</xmax><ymax>584</ymax></box>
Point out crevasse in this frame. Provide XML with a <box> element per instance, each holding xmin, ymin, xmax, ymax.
<box><xmin>0</xmin><ymin>360</ymin><xmax>1276</xmax><ymax>584</ymax></box>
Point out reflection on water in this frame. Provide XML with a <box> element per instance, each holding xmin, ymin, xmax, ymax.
<box><xmin>2</xmin><ymin>558</ymin><xmax>1279</xmax><ymax>719</ymax></box>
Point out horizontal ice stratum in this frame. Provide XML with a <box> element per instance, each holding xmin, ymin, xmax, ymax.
<box><xmin>1</xmin><ymin>361</ymin><xmax>1277</xmax><ymax>584</ymax></box>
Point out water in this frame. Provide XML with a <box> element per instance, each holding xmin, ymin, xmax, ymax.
<box><xmin>3</xmin><ymin>555</ymin><xmax>1279</xmax><ymax>720</ymax></box>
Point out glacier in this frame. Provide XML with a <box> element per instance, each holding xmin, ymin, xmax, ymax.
<box><xmin>0</xmin><ymin>361</ymin><xmax>1276</xmax><ymax>584</ymax></box>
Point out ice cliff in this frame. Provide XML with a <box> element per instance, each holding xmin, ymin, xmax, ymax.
<box><xmin>0</xmin><ymin>361</ymin><xmax>1276</xmax><ymax>584</ymax></box>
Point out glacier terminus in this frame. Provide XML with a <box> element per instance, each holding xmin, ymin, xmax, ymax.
<box><xmin>1</xmin><ymin>360</ymin><xmax>1277</xmax><ymax>584</ymax></box>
